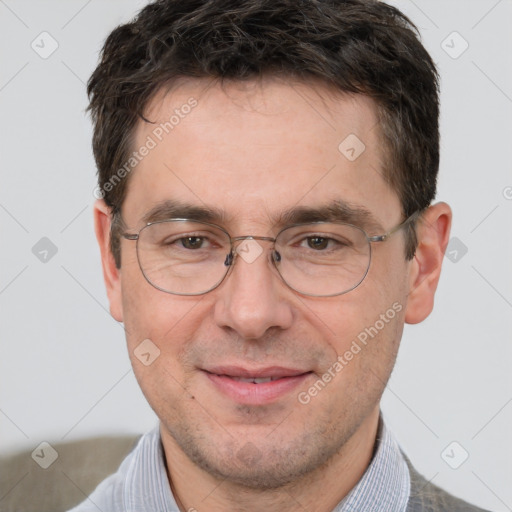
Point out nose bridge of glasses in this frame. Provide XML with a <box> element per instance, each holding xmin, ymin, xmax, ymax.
<box><xmin>229</xmin><ymin>235</ymin><xmax>277</xmax><ymax>255</ymax></box>
<box><xmin>230</xmin><ymin>235</ymin><xmax>276</xmax><ymax>244</ymax></box>
<box><xmin>225</xmin><ymin>235</ymin><xmax>280</xmax><ymax>268</ymax></box>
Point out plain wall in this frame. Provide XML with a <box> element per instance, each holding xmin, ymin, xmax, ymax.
<box><xmin>1</xmin><ymin>1</ymin><xmax>511</xmax><ymax>510</ymax></box>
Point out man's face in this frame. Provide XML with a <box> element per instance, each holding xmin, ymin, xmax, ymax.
<box><xmin>108</xmin><ymin>78</ymin><xmax>413</xmax><ymax>487</ymax></box>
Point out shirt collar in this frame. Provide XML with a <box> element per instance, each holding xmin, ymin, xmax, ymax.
<box><xmin>335</xmin><ymin>414</ymin><xmax>411</xmax><ymax>512</ymax></box>
<box><xmin>124</xmin><ymin>414</ymin><xmax>410</xmax><ymax>512</ymax></box>
<box><xmin>123</xmin><ymin>426</ymin><xmax>178</xmax><ymax>511</ymax></box>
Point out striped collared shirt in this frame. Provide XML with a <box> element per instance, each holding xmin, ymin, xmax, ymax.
<box><xmin>336</xmin><ymin>416</ymin><xmax>411</xmax><ymax>511</ymax></box>
<box><xmin>69</xmin><ymin>415</ymin><xmax>410</xmax><ymax>512</ymax></box>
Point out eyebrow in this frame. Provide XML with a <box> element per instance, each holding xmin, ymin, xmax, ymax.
<box><xmin>141</xmin><ymin>198</ymin><xmax>385</xmax><ymax>234</ymax></box>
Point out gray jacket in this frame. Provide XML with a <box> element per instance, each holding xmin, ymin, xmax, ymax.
<box><xmin>405</xmin><ymin>455</ymin><xmax>492</xmax><ymax>512</ymax></box>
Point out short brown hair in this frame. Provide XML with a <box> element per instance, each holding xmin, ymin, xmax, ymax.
<box><xmin>87</xmin><ymin>0</ymin><xmax>440</xmax><ymax>266</ymax></box>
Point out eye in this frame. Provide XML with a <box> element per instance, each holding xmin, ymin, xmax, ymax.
<box><xmin>305</xmin><ymin>236</ymin><xmax>329</xmax><ymax>250</ymax></box>
<box><xmin>161</xmin><ymin>233</ymin><xmax>217</xmax><ymax>250</ymax></box>
<box><xmin>300</xmin><ymin>236</ymin><xmax>348</xmax><ymax>251</ymax></box>
<box><xmin>177</xmin><ymin>236</ymin><xmax>208</xmax><ymax>250</ymax></box>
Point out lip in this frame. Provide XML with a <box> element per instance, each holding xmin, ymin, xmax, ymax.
<box><xmin>204</xmin><ymin>365</ymin><xmax>310</xmax><ymax>379</ymax></box>
<box><xmin>202</xmin><ymin>366</ymin><xmax>313</xmax><ymax>405</ymax></box>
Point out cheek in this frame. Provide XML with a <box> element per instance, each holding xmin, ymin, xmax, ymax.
<box><xmin>324</xmin><ymin>300</ymin><xmax>404</xmax><ymax>362</ymax></box>
<box><xmin>121</xmin><ymin>244</ymin><xmax>182</xmax><ymax>337</ymax></box>
<box><xmin>308</xmin><ymin>256</ymin><xmax>408</xmax><ymax>383</ymax></box>
<box><xmin>122</xmin><ymin>286</ymin><xmax>201</xmax><ymax>352</ymax></box>
<box><xmin>121</xmin><ymin>281</ymin><xmax>204</xmax><ymax>414</ymax></box>
<box><xmin>301</xmin><ymin>300</ymin><xmax>405</xmax><ymax>418</ymax></box>
<box><xmin>119</xmin><ymin>254</ymin><xmax>206</xmax><ymax>382</ymax></box>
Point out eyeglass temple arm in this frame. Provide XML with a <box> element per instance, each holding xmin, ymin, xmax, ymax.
<box><xmin>367</xmin><ymin>210</ymin><xmax>422</xmax><ymax>243</ymax></box>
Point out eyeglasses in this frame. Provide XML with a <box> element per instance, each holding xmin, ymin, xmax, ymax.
<box><xmin>121</xmin><ymin>211</ymin><xmax>420</xmax><ymax>297</ymax></box>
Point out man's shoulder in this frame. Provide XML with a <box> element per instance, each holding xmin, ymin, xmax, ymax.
<box><xmin>404</xmin><ymin>455</ymin><xmax>491</xmax><ymax>512</ymax></box>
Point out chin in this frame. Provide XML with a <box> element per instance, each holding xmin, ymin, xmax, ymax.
<box><xmin>166</xmin><ymin>421</ymin><xmax>350</xmax><ymax>490</ymax></box>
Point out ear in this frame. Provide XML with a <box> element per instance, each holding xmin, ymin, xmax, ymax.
<box><xmin>405</xmin><ymin>202</ymin><xmax>452</xmax><ymax>324</ymax></box>
<box><xmin>93</xmin><ymin>199</ymin><xmax>123</xmax><ymax>322</ymax></box>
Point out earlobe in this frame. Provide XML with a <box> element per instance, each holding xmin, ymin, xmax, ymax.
<box><xmin>404</xmin><ymin>202</ymin><xmax>452</xmax><ymax>325</ymax></box>
<box><xmin>93</xmin><ymin>199</ymin><xmax>124</xmax><ymax>322</ymax></box>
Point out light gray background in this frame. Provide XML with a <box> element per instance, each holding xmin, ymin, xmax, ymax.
<box><xmin>1</xmin><ymin>0</ymin><xmax>511</xmax><ymax>510</ymax></box>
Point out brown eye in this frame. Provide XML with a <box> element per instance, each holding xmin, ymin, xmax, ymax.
<box><xmin>179</xmin><ymin>236</ymin><xmax>205</xmax><ymax>249</ymax></box>
<box><xmin>306</xmin><ymin>237</ymin><xmax>329</xmax><ymax>250</ymax></box>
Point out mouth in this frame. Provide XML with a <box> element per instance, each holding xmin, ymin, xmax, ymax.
<box><xmin>202</xmin><ymin>366</ymin><xmax>314</xmax><ymax>404</ymax></box>
<box><xmin>228</xmin><ymin>376</ymin><xmax>284</xmax><ymax>384</ymax></box>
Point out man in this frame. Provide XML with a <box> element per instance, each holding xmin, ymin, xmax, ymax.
<box><xmin>70</xmin><ymin>0</ymin><xmax>489</xmax><ymax>510</ymax></box>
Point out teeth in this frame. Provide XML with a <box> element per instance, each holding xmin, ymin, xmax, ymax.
<box><xmin>231</xmin><ymin>376</ymin><xmax>275</xmax><ymax>383</ymax></box>
<box><xmin>254</xmin><ymin>377</ymin><xmax>272</xmax><ymax>383</ymax></box>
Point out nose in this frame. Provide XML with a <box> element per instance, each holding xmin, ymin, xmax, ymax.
<box><xmin>213</xmin><ymin>239</ymin><xmax>294</xmax><ymax>340</ymax></box>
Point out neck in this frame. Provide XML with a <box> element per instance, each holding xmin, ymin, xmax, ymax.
<box><xmin>161</xmin><ymin>407</ymin><xmax>380</xmax><ymax>512</ymax></box>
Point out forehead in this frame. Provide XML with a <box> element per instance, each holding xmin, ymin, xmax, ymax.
<box><xmin>124</xmin><ymin>77</ymin><xmax>400</xmax><ymax>232</ymax></box>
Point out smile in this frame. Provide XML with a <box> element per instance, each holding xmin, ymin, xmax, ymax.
<box><xmin>202</xmin><ymin>366</ymin><xmax>314</xmax><ymax>405</ymax></box>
